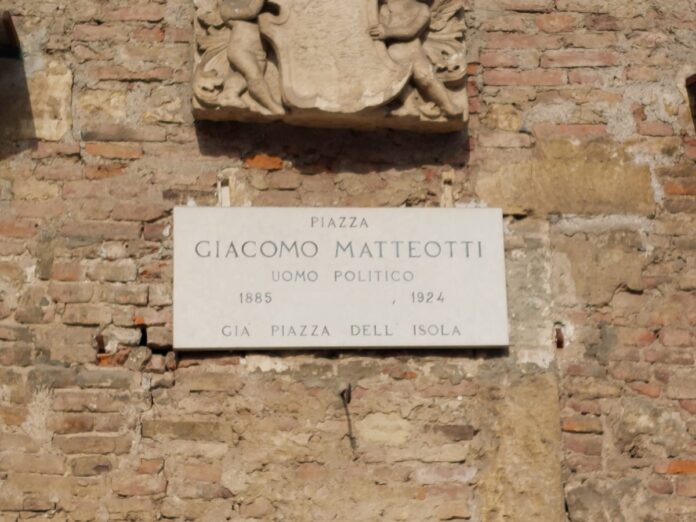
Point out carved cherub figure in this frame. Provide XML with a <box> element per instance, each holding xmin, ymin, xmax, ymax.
<box><xmin>370</xmin><ymin>0</ymin><xmax>464</xmax><ymax>117</ymax></box>
<box><xmin>194</xmin><ymin>0</ymin><xmax>284</xmax><ymax>114</ymax></box>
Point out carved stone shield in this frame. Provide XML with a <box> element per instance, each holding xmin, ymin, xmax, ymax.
<box><xmin>259</xmin><ymin>0</ymin><xmax>411</xmax><ymax>113</ymax></box>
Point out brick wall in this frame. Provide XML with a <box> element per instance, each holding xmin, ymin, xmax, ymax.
<box><xmin>0</xmin><ymin>0</ymin><xmax>694</xmax><ymax>520</ymax></box>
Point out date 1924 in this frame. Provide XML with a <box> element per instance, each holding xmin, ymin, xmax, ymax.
<box><xmin>411</xmin><ymin>291</ymin><xmax>445</xmax><ymax>304</ymax></box>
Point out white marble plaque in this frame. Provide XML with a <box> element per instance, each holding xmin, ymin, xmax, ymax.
<box><xmin>174</xmin><ymin>208</ymin><xmax>508</xmax><ymax>349</ymax></box>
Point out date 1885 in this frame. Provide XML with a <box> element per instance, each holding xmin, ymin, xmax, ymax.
<box><xmin>239</xmin><ymin>292</ymin><xmax>272</xmax><ymax>304</ymax></box>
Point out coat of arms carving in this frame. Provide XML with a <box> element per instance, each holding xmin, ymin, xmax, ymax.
<box><xmin>193</xmin><ymin>0</ymin><xmax>468</xmax><ymax>132</ymax></box>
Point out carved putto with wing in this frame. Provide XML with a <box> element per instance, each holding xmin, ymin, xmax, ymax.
<box><xmin>192</xmin><ymin>0</ymin><xmax>469</xmax><ymax>131</ymax></box>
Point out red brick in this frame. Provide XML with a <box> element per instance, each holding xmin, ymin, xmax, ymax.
<box><xmin>609</xmin><ymin>362</ymin><xmax>650</xmax><ymax>382</ymax></box>
<box><xmin>35</xmin><ymin>160</ymin><xmax>83</xmax><ymax>181</ymax></box>
<box><xmin>131</xmin><ymin>27</ymin><xmax>165</xmax><ymax>42</ymax></box>
<box><xmin>561</xmin><ymin>416</ymin><xmax>603</xmax><ymax>434</ymax></box>
<box><xmin>61</xmin><ymin>221</ymin><xmax>141</xmax><ymax>241</ymax></box>
<box><xmin>484</xmin><ymin>69</ymin><xmax>566</xmax><ymax>86</ymax></box>
<box><xmin>644</xmin><ymin>346</ymin><xmax>693</xmax><ymax>365</ymax></box>
<box><xmin>51</xmin><ymin>261</ymin><xmax>83</xmax><ymax>282</ymax></box>
<box><xmin>677</xmin><ymin>477</ymin><xmax>696</xmax><ymax>497</ymax></box>
<box><xmin>687</xmin><ymin>144</ymin><xmax>696</xmax><ymax>160</ymax></box>
<box><xmin>111</xmin><ymin>202</ymin><xmax>169</xmax><ymax>222</ymax></box>
<box><xmin>541</xmin><ymin>50</ymin><xmax>620</xmax><ymax>67</ymax></box>
<box><xmin>133</xmin><ymin>307</ymin><xmax>170</xmax><ymax>327</ymax></box>
<box><xmin>47</xmin><ymin>413</ymin><xmax>94</xmax><ymax>434</ymax></box>
<box><xmin>533</xmin><ymin>123</ymin><xmax>607</xmax><ymax>140</ymax></box>
<box><xmin>536</xmin><ymin>13</ymin><xmax>579</xmax><ymax>33</ymax></box>
<box><xmin>244</xmin><ymin>154</ymin><xmax>284</xmax><ymax>170</ymax></box>
<box><xmin>97</xmin><ymin>349</ymin><xmax>130</xmax><ymax>367</ymax></box>
<box><xmin>98</xmin><ymin>284</ymin><xmax>148</xmax><ymax>306</ymax></box>
<box><xmin>72</xmin><ymin>24</ymin><xmax>125</xmax><ymax>42</ymax></box>
<box><xmin>485</xmin><ymin>33</ymin><xmax>561</xmax><ymax>50</ymax></box>
<box><xmin>661</xmin><ymin>329</ymin><xmax>694</xmax><ymax>347</ymax></box>
<box><xmin>87</xmin><ymin>260</ymin><xmax>138</xmax><ymax>282</ymax></box>
<box><xmin>648</xmin><ymin>477</ymin><xmax>674</xmax><ymax>495</ymax></box>
<box><xmin>630</xmin><ymin>382</ymin><xmax>661</xmax><ymax>398</ymax></box>
<box><xmin>99</xmin><ymin>6</ymin><xmax>166</xmax><ymax>22</ymax></box>
<box><xmin>564</xmin><ymin>362</ymin><xmax>605</xmax><ymax>378</ymax></box>
<box><xmin>638</xmin><ymin>121</ymin><xmax>674</xmax><ymax>137</ymax></box>
<box><xmin>85</xmin><ymin>163</ymin><xmax>126</xmax><ymax>180</ymax></box>
<box><xmin>0</xmin><ymin>454</ymin><xmax>65</xmax><ymax>475</ymax></box>
<box><xmin>136</xmin><ymin>458</ymin><xmax>164</xmax><ymax>475</ymax></box>
<box><xmin>296</xmin><ymin>463</ymin><xmax>327</xmax><ymax>481</ymax></box>
<box><xmin>564</xmin><ymin>434</ymin><xmax>602</xmax><ymax>456</ymax></box>
<box><xmin>655</xmin><ymin>460</ymin><xmax>696</xmax><ymax>475</ymax></box>
<box><xmin>626</xmin><ymin>66</ymin><xmax>661</xmax><ymax>81</ymax></box>
<box><xmin>53</xmin><ymin>434</ymin><xmax>132</xmax><ymax>454</ymax></box>
<box><xmin>32</xmin><ymin>142</ymin><xmax>81</xmax><ymax>159</ymax></box>
<box><xmin>52</xmin><ymin>390</ymin><xmax>130</xmax><ymax>412</ymax></box>
<box><xmin>49</xmin><ymin>282</ymin><xmax>94</xmax><ymax>303</ymax></box>
<box><xmin>586</xmin><ymin>14</ymin><xmax>620</xmax><ymax>31</ymax></box>
<box><xmin>84</xmin><ymin>142</ymin><xmax>143</xmax><ymax>160</ymax></box>
<box><xmin>664</xmin><ymin>179</ymin><xmax>696</xmax><ymax>196</ymax></box>
<box><xmin>679</xmin><ymin>400</ymin><xmax>696</xmax><ymax>414</ymax></box>
<box><xmin>566</xmin><ymin>399</ymin><xmax>601</xmax><ymax>415</ymax></box>
<box><xmin>63</xmin><ymin>304</ymin><xmax>112</xmax><ymax>326</ymax></box>
<box><xmin>0</xmin><ymin>219</ymin><xmax>39</xmax><ymax>238</ymax></box>
<box><xmin>568</xmin><ymin>69</ymin><xmax>606</xmax><ymax>85</ymax></box>
<box><xmin>0</xmin><ymin>405</ymin><xmax>27</xmax><ymax>426</ymax></box>
<box><xmin>565</xmin><ymin>33</ymin><xmax>618</xmax><ymax>48</ymax></box>
<box><xmin>556</xmin><ymin>0</ymin><xmax>609</xmax><ymax>13</ymax></box>
<box><xmin>616</xmin><ymin>327</ymin><xmax>657</xmax><ymax>347</ymax></box>
<box><xmin>143</xmin><ymin>223</ymin><xmax>169</xmax><ymax>241</ymax></box>
<box><xmin>166</xmin><ymin>27</ymin><xmax>193</xmax><ymax>43</ymax></box>
<box><xmin>480</xmin><ymin>51</ymin><xmax>520</xmax><ymax>68</ymax></box>
<box><xmin>12</xmin><ymin>200</ymin><xmax>66</xmax><ymax>219</ymax></box>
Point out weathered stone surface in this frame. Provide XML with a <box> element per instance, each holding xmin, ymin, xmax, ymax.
<box><xmin>476</xmin><ymin>141</ymin><xmax>655</xmax><ymax>215</ymax></box>
<box><xmin>70</xmin><ymin>455</ymin><xmax>113</xmax><ymax>476</ymax></box>
<box><xmin>553</xmin><ymin>230</ymin><xmax>646</xmax><ymax>305</ymax></box>
<box><xmin>0</xmin><ymin>60</ymin><xmax>72</xmax><ymax>141</ymax></box>
<box><xmin>112</xmin><ymin>473</ymin><xmax>167</xmax><ymax>496</ymax></box>
<box><xmin>566</xmin><ymin>478</ymin><xmax>652</xmax><ymax>522</ymax></box>
<box><xmin>479</xmin><ymin>371</ymin><xmax>564</xmax><ymax>521</ymax></box>
<box><xmin>175</xmin><ymin>370</ymin><xmax>243</xmax><ymax>394</ymax></box>
<box><xmin>28</xmin><ymin>62</ymin><xmax>73</xmax><ymax>141</ymax></box>
<box><xmin>141</xmin><ymin>420</ymin><xmax>238</xmax><ymax>443</ymax></box>
<box><xmin>356</xmin><ymin>413</ymin><xmax>412</xmax><ymax>446</ymax></box>
<box><xmin>53</xmin><ymin>434</ymin><xmax>133</xmax><ymax>454</ymax></box>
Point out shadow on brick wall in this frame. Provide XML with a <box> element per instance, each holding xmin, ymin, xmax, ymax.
<box><xmin>194</xmin><ymin>121</ymin><xmax>470</xmax><ymax>173</ymax></box>
<box><xmin>0</xmin><ymin>13</ymin><xmax>35</xmax><ymax>161</ymax></box>
<box><xmin>688</xmin><ymin>74</ymin><xmax>696</xmax><ymax>131</ymax></box>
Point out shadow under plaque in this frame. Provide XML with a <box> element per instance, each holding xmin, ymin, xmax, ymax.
<box><xmin>175</xmin><ymin>346</ymin><xmax>511</xmax><ymax>363</ymax></box>
<box><xmin>194</xmin><ymin>120</ymin><xmax>470</xmax><ymax>174</ymax></box>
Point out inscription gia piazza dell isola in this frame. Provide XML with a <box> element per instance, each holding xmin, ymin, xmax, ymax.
<box><xmin>0</xmin><ymin>0</ymin><xmax>695</xmax><ymax>521</ymax></box>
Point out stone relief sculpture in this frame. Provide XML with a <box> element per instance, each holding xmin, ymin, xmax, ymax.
<box><xmin>193</xmin><ymin>0</ymin><xmax>468</xmax><ymax>131</ymax></box>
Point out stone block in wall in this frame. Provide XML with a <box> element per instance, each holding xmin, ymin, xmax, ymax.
<box><xmin>552</xmin><ymin>230</ymin><xmax>646</xmax><ymax>306</ymax></box>
<box><xmin>478</xmin><ymin>371</ymin><xmax>565</xmax><ymax>520</ymax></box>
<box><xmin>475</xmin><ymin>141</ymin><xmax>655</xmax><ymax>215</ymax></box>
<box><xmin>0</xmin><ymin>61</ymin><xmax>72</xmax><ymax>141</ymax></box>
